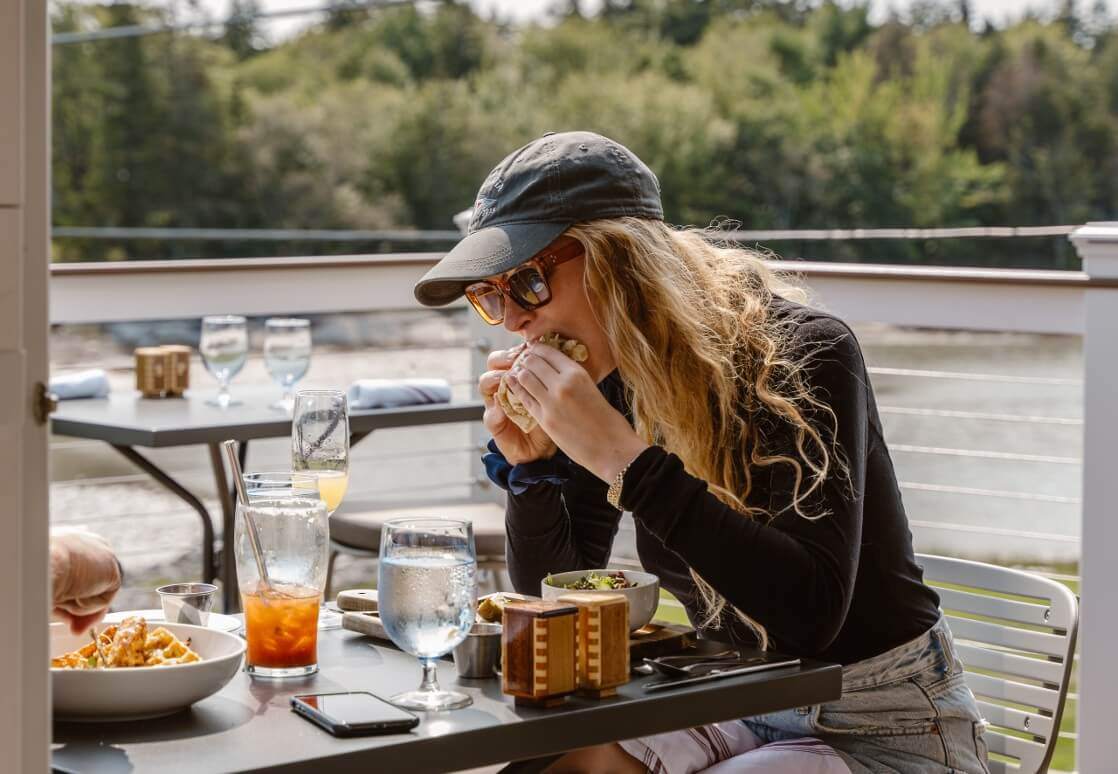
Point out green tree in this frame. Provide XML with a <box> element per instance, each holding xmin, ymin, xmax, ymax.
<box><xmin>222</xmin><ymin>0</ymin><xmax>263</xmax><ymax>60</ymax></box>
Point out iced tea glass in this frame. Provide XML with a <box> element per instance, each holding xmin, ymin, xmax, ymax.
<box><xmin>235</xmin><ymin>484</ymin><xmax>328</xmax><ymax>678</ymax></box>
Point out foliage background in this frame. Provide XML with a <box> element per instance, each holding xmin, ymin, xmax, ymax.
<box><xmin>50</xmin><ymin>0</ymin><xmax>1118</xmax><ymax>267</ymax></box>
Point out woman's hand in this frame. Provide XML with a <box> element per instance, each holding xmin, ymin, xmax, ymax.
<box><xmin>50</xmin><ymin>529</ymin><xmax>122</xmax><ymax>634</ymax></box>
<box><xmin>478</xmin><ymin>343</ymin><xmax>558</xmax><ymax>465</ymax></box>
<box><xmin>504</xmin><ymin>341</ymin><xmax>649</xmax><ymax>484</ymax></box>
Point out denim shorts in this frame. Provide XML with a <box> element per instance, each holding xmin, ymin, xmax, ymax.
<box><xmin>744</xmin><ymin>617</ymin><xmax>991</xmax><ymax>773</ymax></box>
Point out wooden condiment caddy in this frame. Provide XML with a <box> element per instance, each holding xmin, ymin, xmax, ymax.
<box><xmin>134</xmin><ymin>345</ymin><xmax>192</xmax><ymax>398</ymax></box>
<box><xmin>135</xmin><ymin>347</ymin><xmax>168</xmax><ymax>398</ymax></box>
<box><xmin>558</xmin><ymin>592</ymin><xmax>630</xmax><ymax>698</ymax></box>
<box><xmin>501</xmin><ymin>600</ymin><xmax>578</xmax><ymax>707</ymax></box>
<box><xmin>162</xmin><ymin>345</ymin><xmax>192</xmax><ymax>396</ymax></box>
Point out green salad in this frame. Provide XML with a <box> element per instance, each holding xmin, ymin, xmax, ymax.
<box><xmin>545</xmin><ymin>570</ymin><xmax>633</xmax><ymax>590</ymax></box>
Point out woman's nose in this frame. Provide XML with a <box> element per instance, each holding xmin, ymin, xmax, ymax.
<box><xmin>502</xmin><ymin>296</ymin><xmax>532</xmax><ymax>334</ymax></box>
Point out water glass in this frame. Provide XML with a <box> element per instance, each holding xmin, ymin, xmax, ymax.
<box><xmin>199</xmin><ymin>315</ymin><xmax>247</xmax><ymax>408</ymax></box>
<box><xmin>378</xmin><ymin>518</ymin><xmax>477</xmax><ymax>711</ymax></box>
<box><xmin>234</xmin><ymin>482</ymin><xmax>328</xmax><ymax>678</ymax></box>
<box><xmin>264</xmin><ymin>318</ymin><xmax>312</xmax><ymax>413</ymax></box>
<box><xmin>291</xmin><ymin>389</ymin><xmax>349</xmax><ymax>516</ymax></box>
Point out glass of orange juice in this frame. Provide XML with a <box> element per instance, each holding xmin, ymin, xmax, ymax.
<box><xmin>291</xmin><ymin>389</ymin><xmax>349</xmax><ymax>516</ymax></box>
<box><xmin>235</xmin><ymin>478</ymin><xmax>328</xmax><ymax>678</ymax></box>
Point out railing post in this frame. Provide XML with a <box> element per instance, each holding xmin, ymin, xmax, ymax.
<box><xmin>465</xmin><ymin>310</ymin><xmax>517</xmax><ymax>505</ymax></box>
<box><xmin>1069</xmin><ymin>222</ymin><xmax>1118</xmax><ymax>772</ymax></box>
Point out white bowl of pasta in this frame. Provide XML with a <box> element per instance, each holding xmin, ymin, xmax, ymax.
<box><xmin>51</xmin><ymin>616</ymin><xmax>245</xmax><ymax>721</ymax></box>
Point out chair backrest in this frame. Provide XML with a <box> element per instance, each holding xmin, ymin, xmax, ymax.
<box><xmin>916</xmin><ymin>554</ymin><xmax>1078</xmax><ymax>774</ymax></box>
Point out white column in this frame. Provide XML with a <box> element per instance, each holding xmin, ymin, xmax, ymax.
<box><xmin>0</xmin><ymin>0</ymin><xmax>50</xmax><ymax>767</ymax></box>
<box><xmin>1070</xmin><ymin>222</ymin><xmax>1118</xmax><ymax>773</ymax></box>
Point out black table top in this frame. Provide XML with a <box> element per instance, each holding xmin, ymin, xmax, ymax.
<box><xmin>50</xmin><ymin>386</ymin><xmax>484</xmax><ymax>447</ymax></box>
<box><xmin>52</xmin><ymin>626</ymin><xmax>841</xmax><ymax>773</ymax></box>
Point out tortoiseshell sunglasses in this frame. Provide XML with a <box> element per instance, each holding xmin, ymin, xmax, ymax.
<box><xmin>464</xmin><ymin>239</ymin><xmax>583</xmax><ymax>325</ymax></box>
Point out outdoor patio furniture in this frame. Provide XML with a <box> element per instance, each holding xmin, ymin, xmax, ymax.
<box><xmin>326</xmin><ymin>499</ymin><xmax>509</xmax><ymax>598</ymax></box>
<box><xmin>917</xmin><ymin>554</ymin><xmax>1079</xmax><ymax>774</ymax></box>
<box><xmin>50</xmin><ymin>624</ymin><xmax>841</xmax><ymax>772</ymax></box>
<box><xmin>51</xmin><ymin>385</ymin><xmax>484</xmax><ymax>610</ymax></box>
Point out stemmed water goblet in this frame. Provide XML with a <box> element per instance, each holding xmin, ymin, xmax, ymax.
<box><xmin>378</xmin><ymin>518</ymin><xmax>477</xmax><ymax>711</ymax></box>
<box><xmin>199</xmin><ymin>315</ymin><xmax>247</xmax><ymax>408</ymax></box>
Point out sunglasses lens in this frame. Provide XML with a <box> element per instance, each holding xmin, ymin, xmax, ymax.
<box><xmin>508</xmin><ymin>266</ymin><xmax>550</xmax><ymax>307</ymax></box>
<box><xmin>467</xmin><ymin>284</ymin><xmax>504</xmax><ymax>324</ymax></box>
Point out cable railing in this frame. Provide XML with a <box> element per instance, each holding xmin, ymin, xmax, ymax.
<box><xmin>869</xmin><ymin>366</ymin><xmax>1083</xmax><ymax>386</ymax></box>
<box><xmin>878</xmin><ymin>406</ymin><xmax>1082</xmax><ymax>426</ymax></box>
<box><xmin>50</xmin><ymin>0</ymin><xmax>414</xmax><ymax>45</ymax></box>
<box><xmin>890</xmin><ymin>444</ymin><xmax>1080</xmax><ymax>465</ymax></box>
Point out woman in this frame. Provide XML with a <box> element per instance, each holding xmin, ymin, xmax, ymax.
<box><xmin>414</xmin><ymin>131</ymin><xmax>989</xmax><ymax>774</ymax></box>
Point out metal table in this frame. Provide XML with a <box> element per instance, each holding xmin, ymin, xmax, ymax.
<box><xmin>51</xmin><ymin>386</ymin><xmax>484</xmax><ymax>610</ymax></box>
<box><xmin>51</xmin><ymin>627</ymin><xmax>842</xmax><ymax>773</ymax></box>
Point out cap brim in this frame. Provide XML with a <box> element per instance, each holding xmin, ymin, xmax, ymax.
<box><xmin>414</xmin><ymin>221</ymin><xmax>570</xmax><ymax>307</ymax></box>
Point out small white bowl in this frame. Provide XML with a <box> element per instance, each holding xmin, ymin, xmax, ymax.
<box><xmin>540</xmin><ymin>569</ymin><xmax>660</xmax><ymax>631</ymax></box>
<box><xmin>51</xmin><ymin>621</ymin><xmax>245</xmax><ymax>721</ymax></box>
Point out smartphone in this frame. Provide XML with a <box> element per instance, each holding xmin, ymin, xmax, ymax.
<box><xmin>291</xmin><ymin>691</ymin><xmax>420</xmax><ymax>737</ymax></box>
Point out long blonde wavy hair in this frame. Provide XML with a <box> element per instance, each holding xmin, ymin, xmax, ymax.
<box><xmin>566</xmin><ymin>217</ymin><xmax>845</xmax><ymax>649</ymax></box>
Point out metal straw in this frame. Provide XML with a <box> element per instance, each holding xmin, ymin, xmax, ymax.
<box><xmin>222</xmin><ymin>440</ymin><xmax>274</xmax><ymax>593</ymax></box>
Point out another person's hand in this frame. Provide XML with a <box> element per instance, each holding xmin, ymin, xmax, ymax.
<box><xmin>51</xmin><ymin>529</ymin><xmax>122</xmax><ymax>635</ymax></box>
<box><xmin>479</xmin><ymin>343</ymin><xmax>559</xmax><ymax>465</ymax></box>
<box><xmin>503</xmin><ymin>341</ymin><xmax>649</xmax><ymax>484</ymax></box>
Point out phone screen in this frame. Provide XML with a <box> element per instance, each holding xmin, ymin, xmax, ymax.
<box><xmin>292</xmin><ymin>692</ymin><xmax>418</xmax><ymax>734</ymax></box>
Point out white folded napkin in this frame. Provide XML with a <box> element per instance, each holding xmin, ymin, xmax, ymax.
<box><xmin>346</xmin><ymin>378</ymin><xmax>451</xmax><ymax>409</ymax></box>
<box><xmin>49</xmin><ymin>369</ymin><xmax>111</xmax><ymax>400</ymax></box>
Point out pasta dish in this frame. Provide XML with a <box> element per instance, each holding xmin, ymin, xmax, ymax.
<box><xmin>52</xmin><ymin>616</ymin><xmax>202</xmax><ymax>669</ymax></box>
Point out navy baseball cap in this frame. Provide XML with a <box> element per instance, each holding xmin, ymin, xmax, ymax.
<box><xmin>413</xmin><ymin>131</ymin><xmax>663</xmax><ymax>307</ymax></box>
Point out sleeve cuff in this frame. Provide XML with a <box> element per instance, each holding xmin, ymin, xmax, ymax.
<box><xmin>619</xmin><ymin>445</ymin><xmax>668</xmax><ymax>503</ymax></box>
<box><xmin>482</xmin><ymin>439</ymin><xmax>570</xmax><ymax>495</ymax></box>
<box><xmin>620</xmin><ymin>445</ymin><xmax>695</xmax><ymax>539</ymax></box>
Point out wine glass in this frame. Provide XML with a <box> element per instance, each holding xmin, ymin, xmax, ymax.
<box><xmin>264</xmin><ymin>318</ymin><xmax>312</xmax><ymax>413</ymax></box>
<box><xmin>199</xmin><ymin>315</ymin><xmax>248</xmax><ymax>408</ymax></box>
<box><xmin>378</xmin><ymin>518</ymin><xmax>477</xmax><ymax>711</ymax></box>
<box><xmin>291</xmin><ymin>389</ymin><xmax>349</xmax><ymax>516</ymax></box>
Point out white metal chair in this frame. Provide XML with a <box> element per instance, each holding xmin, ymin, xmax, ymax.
<box><xmin>917</xmin><ymin>554</ymin><xmax>1079</xmax><ymax>774</ymax></box>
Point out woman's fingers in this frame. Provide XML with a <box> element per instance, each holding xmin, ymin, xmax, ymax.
<box><xmin>517</xmin><ymin>351</ymin><xmax>562</xmax><ymax>383</ymax></box>
<box><xmin>62</xmin><ymin>609</ymin><xmax>109</xmax><ymax>636</ymax></box>
<box><xmin>506</xmin><ymin>373</ymin><xmax>542</xmax><ymax>416</ymax></box>
<box><xmin>478</xmin><ymin>369</ymin><xmax>506</xmax><ymax>399</ymax></box>
<box><xmin>486</xmin><ymin>342</ymin><xmax>527</xmax><ymax>371</ymax></box>
<box><xmin>526</xmin><ymin>341</ymin><xmax>576</xmax><ymax>373</ymax></box>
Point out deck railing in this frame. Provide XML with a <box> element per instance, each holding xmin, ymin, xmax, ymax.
<box><xmin>48</xmin><ymin>222</ymin><xmax>1118</xmax><ymax>771</ymax></box>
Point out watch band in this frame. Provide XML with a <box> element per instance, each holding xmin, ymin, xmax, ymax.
<box><xmin>606</xmin><ymin>461</ymin><xmax>633</xmax><ymax>511</ymax></box>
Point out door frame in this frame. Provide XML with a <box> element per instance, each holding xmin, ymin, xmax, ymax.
<box><xmin>0</xmin><ymin>0</ymin><xmax>51</xmax><ymax>766</ymax></box>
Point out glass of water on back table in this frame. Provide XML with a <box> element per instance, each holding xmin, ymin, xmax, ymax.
<box><xmin>199</xmin><ymin>315</ymin><xmax>247</xmax><ymax>408</ymax></box>
<box><xmin>378</xmin><ymin>518</ymin><xmax>477</xmax><ymax>711</ymax></box>
<box><xmin>264</xmin><ymin>318</ymin><xmax>311</xmax><ymax>413</ymax></box>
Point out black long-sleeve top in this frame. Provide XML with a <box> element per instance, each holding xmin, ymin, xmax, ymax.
<box><xmin>495</xmin><ymin>298</ymin><xmax>941</xmax><ymax>666</ymax></box>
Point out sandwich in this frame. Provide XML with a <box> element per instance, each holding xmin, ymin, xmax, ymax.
<box><xmin>496</xmin><ymin>332</ymin><xmax>589</xmax><ymax>433</ymax></box>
